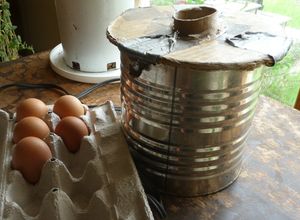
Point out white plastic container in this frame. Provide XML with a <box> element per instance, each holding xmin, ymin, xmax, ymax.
<box><xmin>54</xmin><ymin>0</ymin><xmax>134</xmax><ymax>72</ymax></box>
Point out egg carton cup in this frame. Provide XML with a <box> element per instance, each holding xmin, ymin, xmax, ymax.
<box><xmin>0</xmin><ymin>101</ymin><xmax>154</xmax><ymax>220</ymax></box>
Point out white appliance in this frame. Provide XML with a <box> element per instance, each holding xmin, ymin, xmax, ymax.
<box><xmin>50</xmin><ymin>0</ymin><xmax>135</xmax><ymax>83</ymax></box>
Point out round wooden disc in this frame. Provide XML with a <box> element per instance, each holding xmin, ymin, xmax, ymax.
<box><xmin>107</xmin><ymin>6</ymin><xmax>291</xmax><ymax>70</ymax></box>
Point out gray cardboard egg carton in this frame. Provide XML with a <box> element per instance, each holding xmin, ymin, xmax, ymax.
<box><xmin>0</xmin><ymin>101</ymin><xmax>153</xmax><ymax>220</ymax></box>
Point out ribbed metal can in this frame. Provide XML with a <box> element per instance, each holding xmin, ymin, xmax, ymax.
<box><xmin>107</xmin><ymin>6</ymin><xmax>290</xmax><ymax>197</ymax></box>
<box><xmin>120</xmin><ymin>52</ymin><xmax>262</xmax><ymax>196</ymax></box>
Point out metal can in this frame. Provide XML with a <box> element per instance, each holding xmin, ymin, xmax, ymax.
<box><xmin>107</xmin><ymin>6</ymin><xmax>290</xmax><ymax>196</ymax></box>
<box><xmin>121</xmin><ymin>52</ymin><xmax>261</xmax><ymax>196</ymax></box>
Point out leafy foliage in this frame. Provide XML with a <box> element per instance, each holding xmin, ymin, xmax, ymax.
<box><xmin>0</xmin><ymin>0</ymin><xmax>33</xmax><ymax>62</ymax></box>
<box><xmin>262</xmin><ymin>42</ymin><xmax>300</xmax><ymax>106</ymax></box>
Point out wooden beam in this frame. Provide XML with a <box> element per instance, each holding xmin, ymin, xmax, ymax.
<box><xmin>295</xmin><ymin>89</ymin><xmax>300</xmax><ymax>110</ymax></box>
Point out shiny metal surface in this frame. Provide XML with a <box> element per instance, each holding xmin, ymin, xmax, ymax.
<box><xmin>120</xmin><ymin>52</ymin><xmax>262</xmax><ymax>196</ymax></box>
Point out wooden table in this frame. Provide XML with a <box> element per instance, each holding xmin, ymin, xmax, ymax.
<box><xmin>1</xmin><ymin>52</ymin><xmax>300</xmax><ymax>220</ymax></box>
<box><xmin>0</xmin><ymin>51</ymin><xmax>121</xmax><ymax>113</ymax></box>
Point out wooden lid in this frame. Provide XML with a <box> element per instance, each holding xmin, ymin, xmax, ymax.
<box><xmin>107</xmin><ymin>6</ymin><xmax>291</xmax><ymax>70</ymax></box>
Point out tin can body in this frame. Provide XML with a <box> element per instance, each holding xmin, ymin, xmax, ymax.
<box><xmin>121</xmin><ymin>52</ymin><xmax>262</xmax><ymax>196</ymax></box>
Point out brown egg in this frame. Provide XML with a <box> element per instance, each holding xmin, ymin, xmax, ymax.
<box><xmin>12</xmin><ymin>136</ymin><xmax>52</xmax><ymax>184</ymax></box>
<box><xmin>55</xmin><ymin>116</ymin><xmax>89</xmax><ymax>153</ymax></box>
<box><xmin>13</xmin><ymin>116</ymin><xmax>50</xmax><ymax>143</ymax></box>
<box><xmin>53</xmin><ymin>95</ymin><xmax>85</xmax><ymax>118</ymax></box>
<box><xmin>16</xmin><ymin>98</ymin><xmax>48</xmax><ymax>121</ymax></box>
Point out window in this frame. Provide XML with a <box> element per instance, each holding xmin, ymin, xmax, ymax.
<box><xmin>146</xmin><ymin>0</ymin><xmax>300</xmax><ymax>108</ymax></box>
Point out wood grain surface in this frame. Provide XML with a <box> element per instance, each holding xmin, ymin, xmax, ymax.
<box><xmin>1</xmin><ymin>52</ymin><xmax>300</xmax><ymax>219</ymax></box>
<box><xmin>162</xmin><ymin>97</ymin><xmax>300</xmax><ymax>220</ymax></box>
<box><xmin>107</xmin><ymin>6</ymin><xmax>291</xmax><ymax>70</ymax></box>
<box><xmin>0</xmin><ymin>51</ymin><xmax>121</xmax><ymax>114</ymax></box>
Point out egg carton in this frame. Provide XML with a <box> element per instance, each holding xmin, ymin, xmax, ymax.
<box><xmin>0</xmin><ymin>101</ymin><xmax>154</xmax><ymax>220</ymax></box>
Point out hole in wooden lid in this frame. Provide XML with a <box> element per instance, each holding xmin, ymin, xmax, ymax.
<box><xmin>173</xmin><ymin>7</ymin><xmax>217</xmax><ymax>36</ymax></box>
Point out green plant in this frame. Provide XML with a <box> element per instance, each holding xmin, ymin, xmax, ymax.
<box><xmin>0</xmin><ymin>0</ymin><xmax>33</xmax><ymax>62</ymax></box>
<box><xmin>262</xmin><ymin>42</ymin><xmax>300</xmax><ymax>107</ymax></box>
<box><xmin>264</xmin><ymin>0</ymin><xmax>300</xmax><ymax>29</ymax></box>
<box><xmin>186</xmin><ymin>0</ymin><xmax>205</xmax><ymax>3</ymax></box>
